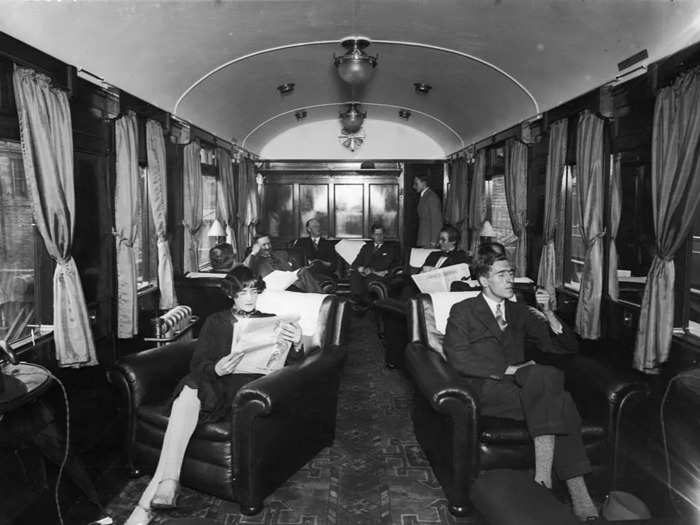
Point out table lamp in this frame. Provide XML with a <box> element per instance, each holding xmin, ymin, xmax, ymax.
<box><xmin>208</xmin><ymin>219</ymin><xmax>226</xmax><ymax>245</ymax></box>
<box><xmin>0</xmin><ymin>339</ymin><xmax>27</xmax><ymax>402</ymax></box>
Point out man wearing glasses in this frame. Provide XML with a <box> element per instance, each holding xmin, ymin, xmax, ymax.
<box><xmin>442</xmin><ymin>249</ymin><xmax>599</xmax><ymax>522</ymax></box>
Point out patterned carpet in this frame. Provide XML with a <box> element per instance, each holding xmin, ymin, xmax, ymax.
<box><xmin>104</xmin><ymin>314</ymin><xmax>483</xmax><ymax>525</ymax></box>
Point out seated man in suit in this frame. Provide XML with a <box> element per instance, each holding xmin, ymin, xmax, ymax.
<box><xmin>350</xmin><ymin>223</ymin><xmax>401</xmax><ymax>307</ymax></box>
<box><xmin>293</xmin><ymin>218</ymin><xmax>337</xmax><ymax>280</ymax></box>
<box><xmin>243</xmin><ymin>233</ymin><xmax>322</xmax><ymax>293</ymax></box>
<box><xmin>420</xmin><ymin>224</ymin><xmax>469</xmax><ymax>273</ymax></box>
<box><xmin>442</xmin><ymin>249</ymin><xmax>598</xmax><ymax>522</ymax></box>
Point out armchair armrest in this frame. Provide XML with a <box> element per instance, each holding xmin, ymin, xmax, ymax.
<box><xmin>109</xmin><ymin>340</ymin><xmax>195</xmax><ymax>409</ymax></box>
<box><xmin>560</xmin><ymin>354</ymin><xmax>648</xmax><ymax>441</ymax></box>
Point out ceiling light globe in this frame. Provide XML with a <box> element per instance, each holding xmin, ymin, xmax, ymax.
<box><xmin>334</xmin><ymin>38</ymin><xmax>378</xmax><ymax>86</ymax></box>
<box><xmin>339</xmin><ymin>104</ymin><xmax>366</xmax><ymax>134</ymax></box>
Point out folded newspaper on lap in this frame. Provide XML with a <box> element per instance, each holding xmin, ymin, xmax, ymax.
<box><xmin>263</xmin><ymin>269</ymin><xmax>299</xmax><ymax>290</ymax></box>
<box><xmin>411</xmin><ymin>263</ymin><xmax>471</xmax><ymax>293</ymax></box>
<box><xmin>232</xmin><ymin>314</ymin><xmax>301</xmax><ymax>374</ymax></box>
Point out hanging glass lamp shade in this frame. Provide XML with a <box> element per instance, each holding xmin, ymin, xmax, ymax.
<box><xmin>333</xmin><ymin>38</ymin><xmax>378</xmax><ymax>85</ymax></box>
<box><xmin>339</xmin><ymin>103</ymin><xmax>366</xmax><ymax>134</ymax></box>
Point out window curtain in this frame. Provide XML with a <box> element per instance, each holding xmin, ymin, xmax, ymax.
<box><xmin>608</xmin><ymin>155</ymin><xmax>622</xmax><ymax>301</ymax></box>
<box><xmin>468</xmin><ymin>149</ymin><xmax>486</xmax><ymax>254</ymax></box>
<box><xmin>217</xmin><ymin>147</ymin><xmax>238</xmax><ymax>255</ymax></box>
<box><xmin>114</xmin><ymin>112</ymin><xmax>139</xmax><ymax>338</ymax></box>
<box><xmin>146</xmin><ymin>119</ymin><xmax>177</xmax><ymax>309</ymax></box>
<box><xmin>536</xmin><ymin>119</ymin><xmax>568</xmax><ymax>310</ymax></box>
<box><xmin>504</xmin><ymin>139</ymin><xmax>528</xmax><ymax>276</ymax></box>
<box><xmin>182</xmin><ymin>141</ymin><xmax>203</xmax><ymax>273</ymax></box>
<box><xmin>444</xmin><ymin>157</ymin><xmax>470</xmax><ymax>250</ymax></box>
<box><xmin>12</xmin><ymin>67</ymin><xmax>97</xmax><ymax>367</ymax></box>
<box><xmin>574</xmin><ymin>111</ymin><xmax>605</xmax><ymax>339</ymax></box>
<box><xmin>634</xmin><ymin>68</ymin><xmax>700</xmax><ymax>373</ymax></box>
<box><xmin>236</xmin><ymin>157</ymin><xmax>259</xmax><ymax>257</ymax></box>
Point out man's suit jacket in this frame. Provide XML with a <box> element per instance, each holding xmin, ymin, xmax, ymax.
<box><xmin>417</xmin><ymin>187</ymin><xmax>442</xmax><ymax>248</ymax></box>
<box><xmin>294</xmin><ymin>237</ymin><xmax>337</xmax><ymax>273</ymax></box>
<box><xmin>443</xmin><ymin>294</ymin><xmax>570</xmax><ymax>381</ymax></box>
<box><xmin>423</xmin><ymin>249</ymin><xmax>470</xmax><ymax>269</ymax></box>
<box><xmin>351</xmin><ymin>241</ymin><xmax>401</xmax><ymax>273</ymax></box>
<box><xmin>247</xmin><ymin>250</ymin><xmax>294</xmax><ymax>277</ymax></box>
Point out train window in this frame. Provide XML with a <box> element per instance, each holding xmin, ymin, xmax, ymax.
<box><xmin>563</xmin><ymin>165</ymin><xmax>585</xmax><ymax>291</ymax></box>
<box><xmin>133</xmin><ymin>166</ymin><xmax>157</xmax><ymax>288</ymax></box>
<box><xmin>688</xmin><ymin>208</ymin><xmax>700</xmax><ymax>337</ymax></box>
<box><xmin>0</xmin><ymin>140</ymin><xmax>37</xmax><ymax>344</ymax></box>
<box><xmin>486</xmin><ymin>174</ymin><xmax>516</xmax><ymax>264</ymax></box>
<box><xmin>197</xmin><ymin>174</ymin><xmax>219</xmax><ymax>270</ymax></box>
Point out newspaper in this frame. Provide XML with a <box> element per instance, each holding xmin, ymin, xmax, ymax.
<box><xmin>231</xmin><ymin>314</ymin><xmax>301</xmax><ymax>374</ymax></box>
<box><xmin>263</xmin><ymin>269</ymin><xmax>300</xmax><ymax>290</ymax></box>
<box><xmin>411</xmin><ymin>263</ymin><xmax>470</xmax><ymax>293</ymax></box>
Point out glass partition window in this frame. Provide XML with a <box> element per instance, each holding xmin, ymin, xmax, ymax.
<box><xmin>335</xmin><ymin>184</ymin><xmax>364</xmax><ymax>237</ymax></box>
<box><xmin>369</xmin><ymin>183</ymin><xmax>398</xmax><ymax>237</ymax></box>
<box><xmin>688</xmin><ymin>209</ymin><xmax>700</xmax><ymax>336</ymax></box>
<box><xmin>0</xmin><ymin>140</ymin><xmax>36</xmax><ymax>344</ymax></box>
<box><xmin>263</xmin><ymin>183</ymin><xmax>295</xmax><ymax>239</ymax></box>
<box><xmin>299</xmin><ymin>184</ymin><xmax>329</xmax><ymax>234</ymax></box>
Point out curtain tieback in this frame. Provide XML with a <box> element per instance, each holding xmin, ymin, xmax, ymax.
<box><xmin>586</xmin><ymin>228</ymin><xmax>607</xmax><ymax>248</ymax></box>
<box><xmin>112</xmin><ymin>228</ymin><xmax>134</xmax><ymax>248</ymax></box>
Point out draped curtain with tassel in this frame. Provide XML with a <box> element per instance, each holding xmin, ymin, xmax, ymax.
<box><xmin>468</xmin><ymin>149</ymin><xmax>486</xmax><ymax>254</ymax></box>
<box><xmin>574</xmin><ymin>111</ymin><xmax>605</xmax><ymax>339</ymax></box>
<box><xmin>114</xmin><ymin>112</ymin><xmax>139</xmax><ymax>338</ymax></box>
<box><xmin>146</xmin><ymin>119</ymin><xmax>176</xmax><ymax>309</ymax></box>
<box><xmin>217</xmin><ymin>147</ymin><xmax>238</xmax><ymax>254</ymax></box>
<box><xmin>608</xmin><ymin>155</ymin><xmax>622</xmax><ymax>301</ymax></box>
<box><xmin>236</xmin><ymin>157</ymin><xmax>260</xmax><ymax>257</ymax></box>
<box><xmin>634</xmin><ymin>68</ymin><xmax>700</xmax><ymax>373</ymax></box>
<box><xmin>444</xmin><ymin>157</ymin><xmax>470</xmax><ymax>250</ymax></box>
<box><xmin>13</xmin><ymin>66</ymin><xmax>97</xmax><ymax>366</ymax></box>
<box><xmin>182</xmin><ymin>142</ymin><xmax>203</xmax><ymax>273</ymax></box>
<box><xmin>536</xmin><ymin>119</ymin><xmax>568</xmax><ymax>310</ymax></box>
<box><xmin>504</xmin><ymin>139</ymin><xmax>528</xmax><ymax>276</ymax></box>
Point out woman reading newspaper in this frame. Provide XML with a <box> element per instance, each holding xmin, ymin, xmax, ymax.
<box><xmin>126</xmin><ymin>265</ymin><xmax>305</xmax><ymax>525</ymax></box>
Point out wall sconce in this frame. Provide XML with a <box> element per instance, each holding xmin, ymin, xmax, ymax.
<box><xmin>277</xmin><ymin>83</ymin><xmax>295</xmax><ymax>95</ymax></box>
<box><xmin>414</xmin><ymin>82</ymin><xmax>432</xmax><ymax>94</ymax></box>
<box><xmin>398</xmin><ymin>109</ymin><xmax>411</xmax><ymax>120</ymax></box>
<box><xmin>294</xmin><ymin>110</ymin><xmax>307</xmax><ymax>122</ymax></box>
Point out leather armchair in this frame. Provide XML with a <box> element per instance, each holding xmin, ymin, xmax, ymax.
<box><xmin>404</xmin><ymin>293</ymin><xmax>649</xmax><ymax>516</ymax></box>
<box><xmin>108</xmin><ymin>293</ymin><xmax>349</xmax><ymax>515</ymax></box>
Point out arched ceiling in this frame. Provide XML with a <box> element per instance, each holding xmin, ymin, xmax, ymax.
<box><xmin>2</xmin><ymin>0</ymin><xmax>700</xmax><ymax>158</ymax></box>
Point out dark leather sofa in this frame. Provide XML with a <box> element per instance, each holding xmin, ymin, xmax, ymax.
<box><xmin>108</xmin><ymin>293</ymin><xmax>349</xmax><ymax>515</ymax></box>
<box><xmin>404</xmin><ymin>293</ymin><xmax>649</xmax><ymax>516</ymax></box>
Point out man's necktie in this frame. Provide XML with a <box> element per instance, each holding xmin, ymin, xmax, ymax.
<box><xmin>495</xmin><ymin>303</ymin><xmax>508</xmax><ymax>331</ymax></box>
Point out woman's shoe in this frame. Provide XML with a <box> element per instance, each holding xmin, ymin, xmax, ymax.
<box><xmin>151</xmin><ymin>478</ymin><xmax>181</xmax><ymax>509</ymax></box>
<box><xmin>124</xmin><ymin>504</ymin><xmax>152</xmax><ymax>525</ymax></box>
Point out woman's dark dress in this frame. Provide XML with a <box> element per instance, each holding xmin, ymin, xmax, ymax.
<box><xmin>172</xmin><ymin>309</ymin><xmax>303</xmax><ymax>423</ymax></box>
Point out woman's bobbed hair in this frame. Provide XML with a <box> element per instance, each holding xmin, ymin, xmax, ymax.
<box><xmin>220</xmin><ymin>265</ymin><xmax>266</xmax><ymax>300</ymax></box>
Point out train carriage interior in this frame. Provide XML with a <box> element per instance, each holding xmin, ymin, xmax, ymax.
<box><xmin>1</xmin><ymin>1</ymin><xmax>700</xmax><ymax>524</ymax></box>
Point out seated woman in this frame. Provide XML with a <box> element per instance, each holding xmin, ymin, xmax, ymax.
<box><xmin>125</xmin><ymin>265</ymin><xmax>305</xmax><ymax>525</ymax></box>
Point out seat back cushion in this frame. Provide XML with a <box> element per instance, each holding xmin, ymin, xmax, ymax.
<box><xmin>409</xmin><ymin>248</ymin><xmax>438</xmax><ymax>270</ymax></box>
<box><xmin>256</xmin><ymin>290</ymin><xmax>333</xmax><ymax>348</ymax></box>
<box><xmin>334</xmin><ymin>239</ymin><xmax>367</xmax><ymax>265</ymax></box>
<box><xmin>418</xmin><ymin>291</ymin><xmax>480</xmax><ymax>358</ymax></box>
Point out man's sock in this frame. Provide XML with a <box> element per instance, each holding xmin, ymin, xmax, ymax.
<box><xmin>533</xmin><ymin>434</ymin><xmax>555</xmax><ymax>488</ymax></box>
<box><xmin>566</xmin><ymin>476</ymin><xmax>599</xmax><ymax>520</ymax></box>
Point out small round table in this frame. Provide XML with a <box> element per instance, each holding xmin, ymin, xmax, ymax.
<box><xmin>0</xmin><ymin>362</ymin><xmax>51</xmax><ymax>414</ymax></box>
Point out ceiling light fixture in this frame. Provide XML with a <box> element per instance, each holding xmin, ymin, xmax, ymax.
<box><xmin>277</xmin><ymin>82</ymin><xmax>295</xmax><ymax>95</ymax></box>
<box><xmin>339</xmin><ymin>130</ymin><xmax>365</xmax><ymax>152</ymax></box>
<box><xmin>339</xmin><ymin>103</ymin><xmax>366</xmax><ymax>134</ymax></box>
<box><xmin>414</xmin><ymin>82</ymin><xmax>432</xmax><ymax>94</ymax></box>
<box><xmin>398</xmin><ymin>109</ymin><xmax>411</xmax><ymax>120</ymax></box>
<box><xmin>294</xmin><ymin>110</ymin><xmax>307</xmax><ymax>121</ymax></box>
<box><xmin>334</xmin><ymin>37</ymin><xmax>378</xmax><ymax>86</ymax></box>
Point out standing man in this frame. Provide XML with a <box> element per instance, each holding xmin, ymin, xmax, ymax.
<box><xmin>350</xmin><ymin>223</ymin><xmax>401</xmax><ymax>307</ymax></box>
<box><xmin>442</xmin><ymin>250</ymin><xmax>599</xmax><ymax>522</ymax></box>
<box><xmin>293</xmin><ymin>218</ymin><xmax>337</xmax><ymax>280</ymax></box>
<box><xmin>244</xmin><ymin>233</ymin><xmax>322</xmax><ymax>293</ymax></box>
<box><xmin>413</xmin><ymin>174</ymin><xmax>442</xmax><ymax>248</ymax></box>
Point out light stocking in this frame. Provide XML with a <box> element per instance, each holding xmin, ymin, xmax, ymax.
<box><xmin>533</xmin><ymin>434</ymin><xmax>555</xmax><ymax>488</ymax></box>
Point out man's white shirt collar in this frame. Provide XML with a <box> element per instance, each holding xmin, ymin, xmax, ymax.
<box><xmin>482</xmin><ymin>294</ymin><xmax>506</xmax><ymax>321</ymax></box>
<box><xmin>420</xmin><ymin>187</ymin><xmax>429</xmax><ymax>197</ymax></box>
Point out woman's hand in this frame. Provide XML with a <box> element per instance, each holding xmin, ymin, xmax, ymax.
<box><xmin>214</xmin><ymin>352</ymin><xmax>245</xmax><ymax>376</ymax></box>
<box><xmin>277</xmin><ymin>321</ymin><xmax>302</xmax><ymax>346</ymax></box>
